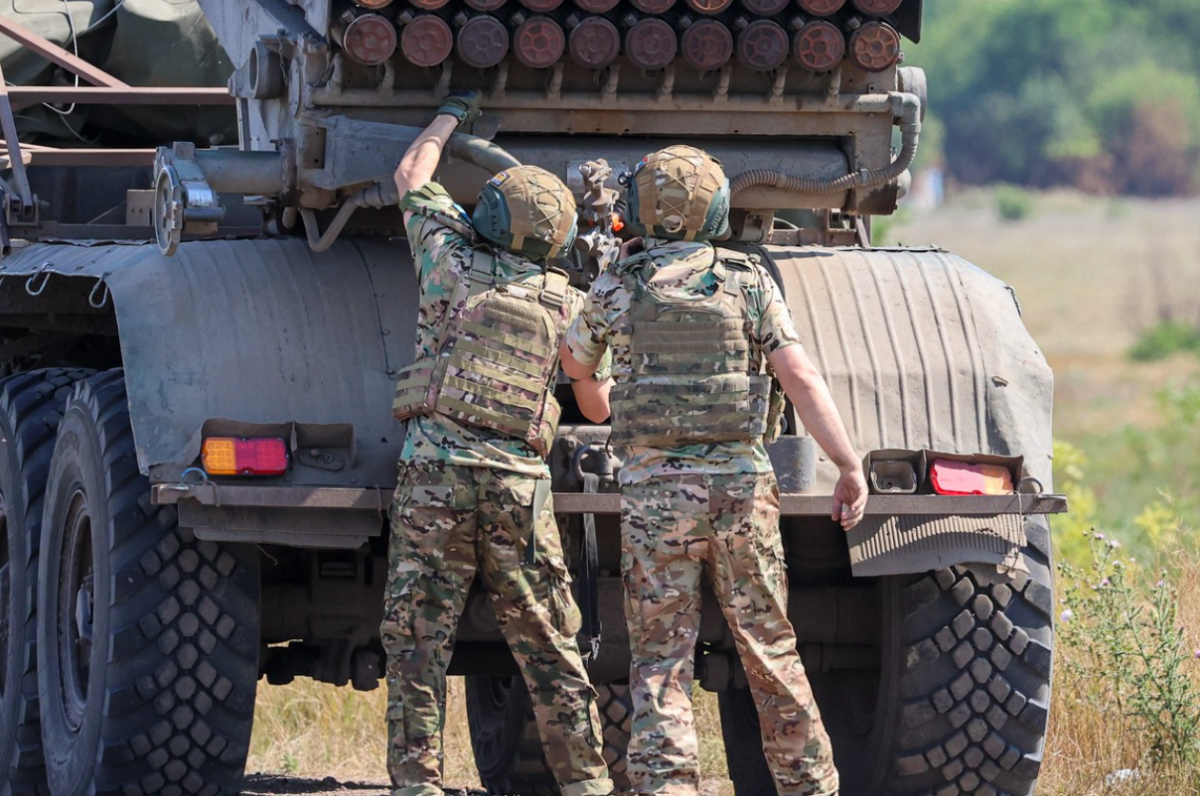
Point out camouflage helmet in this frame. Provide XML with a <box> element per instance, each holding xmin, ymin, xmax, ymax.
<box><xmin>626</xmin><ymin>145</ymin><xmax>730</xmax><ymax>241</ymax></box>
<box><xmin>472</xmin><ymin>165</ymin><xmax>579</xmax><ymax>260</ymax></box>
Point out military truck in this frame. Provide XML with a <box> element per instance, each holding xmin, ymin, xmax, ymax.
<box><xmin>0</xmin><ymin>0</ymin><xmax>1063</xmax><ymax>794</ymax></box>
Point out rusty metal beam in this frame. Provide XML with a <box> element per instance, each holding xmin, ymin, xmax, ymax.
<box><xmin>7</xmin><ymin>86</ymin><xmax>234</xmax><ymax>110</ymax></box>
<box><xmin>0</xmin><ymin>62</ymin><xmax>32</xmax><ymax>206</ymax></box>
<box><xmin>0</xmin><ymin>13</ymin><xmax>128</xmax><ymax>87</ymax></box>
<box><xmin>0</xmin><ymin>146</ymin><xmax>155</xmax><ymax>167</ymax></box>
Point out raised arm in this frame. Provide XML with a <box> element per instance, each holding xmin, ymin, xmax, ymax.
<box><xmin>394</xmin><ymin>91</ymin><xmax>482</xmax><ymax>223</ymax></box>
<box><xmin>768</xmin><ymin>343</ymin><xmax>868</xmax><ymax>530</ymax></box>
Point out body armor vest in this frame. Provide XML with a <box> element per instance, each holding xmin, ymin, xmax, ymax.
<box><xmin>609</xmin><ymin>247</ymin><xmax>782</xmax><ymax>447</ymax></box>
<box><xmin>392</xmin><ymin>250</ymin><xmax>572</xmax><ymax>457</ymax></box>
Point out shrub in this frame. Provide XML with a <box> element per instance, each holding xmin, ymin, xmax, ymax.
<box><xmin>995</xmin><ymin>184</ymin><xmax>1034</xmax><ymax>221</ymax></box>
<box><xmin>1128</xmin><ymin>320</ymin><xmax>1200</xmax><ymax>362</ymax></box>
<box><xmin>1058</xmin><ymin>532</ymin><xmax>1200</xmax><ymax>766</ymax></box>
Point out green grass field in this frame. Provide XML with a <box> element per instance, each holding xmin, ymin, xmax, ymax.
<box><xmin>247</xmin><ymin>189</ymin><xmax>1200</xmax><ymax>794</ymax></box>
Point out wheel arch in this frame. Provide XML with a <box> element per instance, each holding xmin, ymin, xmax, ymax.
<box><xmin>0</xmin><ymin>239</ymin><xmax>420</xmax><ymax>489</ymax></box>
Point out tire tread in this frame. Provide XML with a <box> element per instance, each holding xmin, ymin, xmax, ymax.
<box><xmin>1</xmin><ymin>368</ymin><xmax>94</xmax><ymax>796</ymax></box>
<box><xmin>39</xmin><ymin>370</ymin><xmax>259</xmax><ymax>796</ymax></box>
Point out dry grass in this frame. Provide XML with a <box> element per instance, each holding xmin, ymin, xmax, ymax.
<box><xmin>248</xmin><ymin>677</ymin><xmax>477</xmax><ymax>786</ymax></box>
<box><xmin>248</xmin><ymin>678</ymin><xmax>733</xmax><ymax>792</ymax></box>
<box><xmin>1037</xmin><ymin>553</ymin><xmax>1200</xmax><ymax>795</ymax></box>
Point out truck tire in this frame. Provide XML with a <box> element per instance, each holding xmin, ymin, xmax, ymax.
<box><xmin>36</xmin><ymin>370</ymin><xmax>261</xmax><ymax>796</ymax></box>
<box><xmin>720</xmin><ymin>546</ymin><xmax>1053</xmax><ymax>796</ymax></box>
<box><xmin>0</xmin><ymin>369</ymin><xmax>93</xmax><ymax>796</ymax></box>
<box><xmin>466</xmin><ymin>676</ymin><xmax>633</xmax><ymax>795</ymax></box>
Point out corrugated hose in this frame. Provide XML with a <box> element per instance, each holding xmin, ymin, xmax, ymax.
<box><xmin>729</xmin><ymin>92</ymin><xmax>922</xmax><ymax>197</ymax></box>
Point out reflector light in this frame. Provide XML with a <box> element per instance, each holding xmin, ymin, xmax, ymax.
<box><xmin>202</xmin><ymin>438</ymin><xmax>289</xmax><ymax>476</ymax></box>
<box><xmin>929</xmin><ymin>459</ymin><xmax>1014</xmax><ymax>496</ymax></box>
<box><xmin>354</xmin><ymin>0</ymin><xmax>394</xmax><ymax>7</ymax></box>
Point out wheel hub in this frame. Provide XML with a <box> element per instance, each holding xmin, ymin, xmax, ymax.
<box><xmin>0</xmin><ymin>501</ymin><xmax>10</xmax><ymax>694</ymax></box>
<box><xmin>58</xmin><ymin>490</ymin><xmax>94</xmax><ymax>733</ymax></box>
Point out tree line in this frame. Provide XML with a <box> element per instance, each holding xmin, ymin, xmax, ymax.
<box><xmin>910</xmin><ymin>0</ymin><xmax>1200</xmax><ymax>196</ymax></box>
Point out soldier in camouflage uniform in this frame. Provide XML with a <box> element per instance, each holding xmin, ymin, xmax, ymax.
<box><xmin>560</xmin><ymin>145</ymin><xmax>869</xmax><ymax>796</ymax></box>
<box><xmin>382</xmin><ymin>92</ymin><xmax>614</xmax><ymax>796</ymax></box>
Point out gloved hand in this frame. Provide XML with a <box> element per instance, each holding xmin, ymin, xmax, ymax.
<box><xmin>437</xmin><ymin>90</ymin><xmax>482</xmax><ymax>127</ymax></box>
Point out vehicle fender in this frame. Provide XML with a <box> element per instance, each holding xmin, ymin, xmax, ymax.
<box><xmin>765</xmin><ymin>245</ymin><xmax>1055</xmax><ymax>559</ymax></box>
<box><xmin>0</xmin><ymin>238</ymin><xmax>417</xmax><ymax>487</ymax></box>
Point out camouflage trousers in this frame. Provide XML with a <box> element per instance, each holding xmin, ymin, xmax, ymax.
<box><xmin>381</xmin><ymin>459</ymin><xmax>613</xmax><ymax>796</ymax></box>
<box><xmin>621</xmin><ymin>472</ymin><xmax>838</xmax><ymax>796</ymax></box>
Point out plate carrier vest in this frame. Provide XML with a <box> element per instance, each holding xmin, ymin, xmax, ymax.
<box><xmin>609</xmin><ymin>246</ymin><xmax>784</xmax><ymax>447</ymax></box>
<box><xmin>392</xmin><ymin>249</ymin><xmax>572</xmax><ymax>457</ymax></box>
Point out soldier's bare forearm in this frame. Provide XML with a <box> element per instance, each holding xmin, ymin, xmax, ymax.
<box><xmin>768</xmin><ymin>344</ymin><xmax>859</xmax><ymax>473</ymax></box>
<box><xmin>570</xmin><ymin>376</ymin><xmax>613</xmax><ymax>423</ymax></box>
<box><xmin>394</xmin><ymin>115</ymin><xmax>459</xmax><ymax>200</ymax></box>
<box><xmin>559</xmin><ymin>340</ymin><xmax>600</xmax><ymax>381</ymax></box>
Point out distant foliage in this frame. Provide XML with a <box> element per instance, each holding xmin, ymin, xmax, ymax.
<box><xmin>1129</xmin><ymin>321</ymin><xmax>1200</xmax><ymax>362</ymax></box>
<box><xmin>913</xmin><ymin>0</ymin><xmax>1200</xmax><ymax>195</ymax></box>
<box><xmin>994</xmin><ymin>184</ymin><xmax>1033</xmax><ymax>221</ymax></box>
<box><xmin>1052</xmin><ymin>441</ymin><xmax>1098</xmax><ymax>567</ymax></box>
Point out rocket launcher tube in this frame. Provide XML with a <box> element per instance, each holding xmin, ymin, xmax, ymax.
<box><xmin>299</xmin><ymin>131</ymin><xmax>522</xmax><ymax>252</ymax></box>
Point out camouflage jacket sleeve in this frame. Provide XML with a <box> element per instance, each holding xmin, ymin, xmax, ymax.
<box><xmin>399</xmin><ymin>182</ymin><xmax>474</xmax><ymax>283</ymax></box>
<box><xmin>565</xmin><ymin>287</ymin><xmax>613</xmax><ymax>381</ymax></box>
<box><xmin>564</xmin><ymin>271</ymin><xmax>621</xmax><ymax>370</ymax></box>
<box><xmin>747</xmin><ymin>265</ymin><xmax>803</xmax><ymax>355</ymax></box>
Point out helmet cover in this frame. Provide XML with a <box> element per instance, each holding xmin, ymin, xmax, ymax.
<box><xmin>472</xmin><ymin>165</ymin><xmax>579</xmax><ymax>260</ymax></box>
<box><xmin>626</xmin><ymin>145</ymin><xmax>730</xmax><ymax>241</ymax></box>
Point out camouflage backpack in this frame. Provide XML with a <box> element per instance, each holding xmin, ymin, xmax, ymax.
<box><xmin>608</xmin><ymin>246</ymin><xmax>784</xmax><ymax>447</ymax></box>
<box><xmin>392</xmin><ymin>249</ymin><xmax>572</xmax><ymax>456</ymax></box>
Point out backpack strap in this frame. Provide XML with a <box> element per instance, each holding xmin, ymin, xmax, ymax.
<box><xmin>467</xmin><ymin>247</ymin><xmax>496</xmax><ymax>299</ymax></box>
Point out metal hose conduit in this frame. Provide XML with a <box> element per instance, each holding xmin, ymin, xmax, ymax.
<box><xmin>729</xmin><ymin>92</ymin><xmax>921</xmax><ymax>197</ymax></box>
<box><xmin>300</xmin><ymin>132</ymin><xmax>522</xmax><ymax>252</ymax></box>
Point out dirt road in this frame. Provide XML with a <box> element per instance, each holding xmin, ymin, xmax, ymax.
<box><xmin>241</xmin><ymin>776</ymin><xmax>485</xmax><ymax>796</ymax></box>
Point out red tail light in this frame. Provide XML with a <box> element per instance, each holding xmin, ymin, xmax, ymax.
<box><xmin>202</xmin><ymin>438</ymin><xmax>289</xmax><ymax>476</ymax></box>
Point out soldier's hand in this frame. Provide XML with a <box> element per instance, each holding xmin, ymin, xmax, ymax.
<box><xmin>437</xmin><ymin>90</ymin><xmax>483</xmax><ymax>127</ymax></box>
<box><xmin>832</xmin><ymin>466</ymin><xmax>868</xmax><ymax>532</ymax></box>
